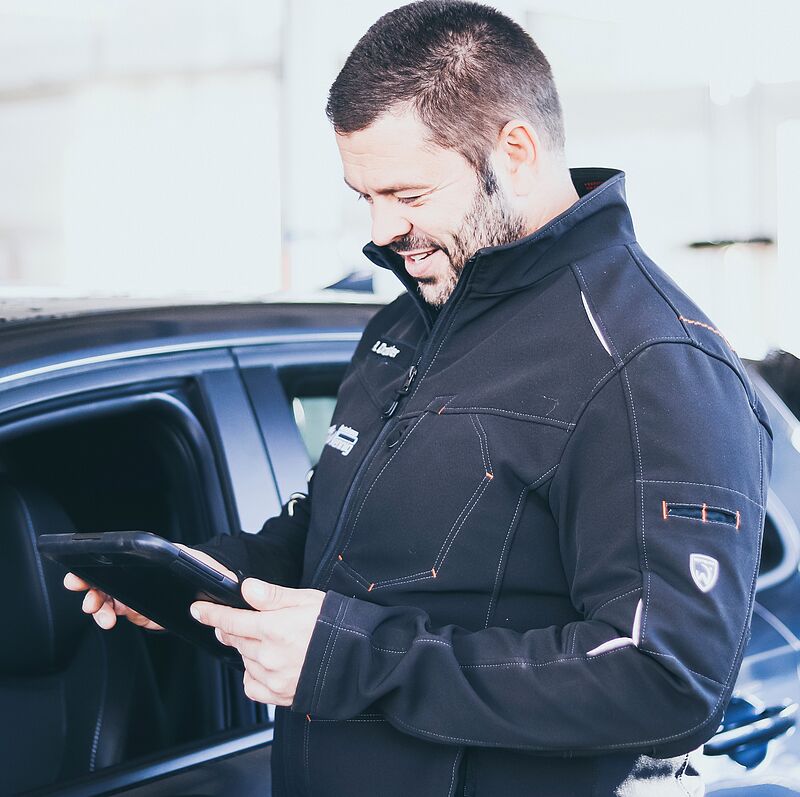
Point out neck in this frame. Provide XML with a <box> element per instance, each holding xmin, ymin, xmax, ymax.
<box><xmin>524</xmin><ymin>163</ymin><xmax>580</xmax><ymax>235</ymax></box>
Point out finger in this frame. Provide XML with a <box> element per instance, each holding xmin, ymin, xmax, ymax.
<box><xmin>191</xmin><ymin>601</ymin><xmax>261</xmax><ymax>639</ymax></box>
<box><xmin>64</xmin><ymin>572</ymin><xmax>91</xmax><ymax>591</ymax></box>
<box><xmin>241</xmin><ymin>578</ymin><xmax>309</xmax><ymax>611</ymax></box>
<box><xmin>242</xmin><ymin>660</ymin><xmax>293</xmax><ymax>706</ymax></box>
<box><xmin>176</xmin><ymin>544</ymin><xmax>238</xmax><ymax>582</ymax></box>
<box><xmin>242</xmin><ymin>654</ymin><xmax>272</xmax><ymax>684</ymax></box>
<box><xmin>121</xmin><ymin>604</ymin><xmax>164</xmax><ymax>631</ymax></box>
<box><xmin>94</xmin><ymin>597</ymin><xmax>118</xmax><ymax>629</ymax></box>
<box><xmin>242</xmin><ymin>668</ymin><xmax>275</xmax><ymax>705</ymax></box>
<box><xmin>82</xmin><ymin>589</ymin><xmax>106</xmax><ymax>614</ymax></box>
<box><xmin>220</xmin><ymin>632</ymin><xmax>264</xmax><ymax>662</ymax></box>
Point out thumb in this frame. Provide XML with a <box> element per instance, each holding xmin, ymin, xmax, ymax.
<box><xmin>241</xmin><ymin>578</ymin><xmax>292</xmax><ymax>610</ymax></box>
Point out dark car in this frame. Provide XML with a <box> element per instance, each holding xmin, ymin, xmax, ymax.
<box><xmin>0</xmin><ymin>297</ymin><xmax>798</xmax><ymax>796</ymax></box>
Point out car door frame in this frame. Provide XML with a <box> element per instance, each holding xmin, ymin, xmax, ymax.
<box><xmin>0</xmin><ymin>344</ymin><xmax>285</xmax><ymax>797</ymax></box>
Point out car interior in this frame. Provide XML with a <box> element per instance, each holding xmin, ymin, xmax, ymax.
<box><xmin>0</xmin><ymin>389</ymin><xmax>268</xmax><ymax>795</ymax></box>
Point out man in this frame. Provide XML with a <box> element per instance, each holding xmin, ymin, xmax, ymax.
<box><xmin>68</xmin><ymin>2</ymin><xmax>771</xmax><ymax>795</ymax></box>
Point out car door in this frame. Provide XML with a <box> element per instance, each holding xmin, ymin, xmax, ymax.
<box><xmin>0</xmin><ymin>345</ymin><xmax>280</xmax><ymax>797</ymax></box>
<box><xmin>96</xmin><ymin>336</ymin><xmax>359</xmax><ymax>797</ymax></box>
<box><xmin>234</xmin><ymin>339</ymin><xmax>358</xmax><ymax>502</ymax></box>
<box><xmin>699</xmin><ymin>373</ymin><xmax>800</xmax><ymax>794</ymax></box>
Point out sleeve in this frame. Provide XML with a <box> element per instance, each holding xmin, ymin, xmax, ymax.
<box><xmin>193</xmin><ymin>477</ymin><xmax>313</xmax><ymax>588</ymax></box>
<box><xmin>290</xmin><ymin>343</ymin><xmax>772</xmax><ymax>756</ymax></box>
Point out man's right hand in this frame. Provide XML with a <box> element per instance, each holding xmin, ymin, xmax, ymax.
<box><xmin>63</xmin><ymin>545</ymin><xmax>237</xmax><ymax>631</ymax></box>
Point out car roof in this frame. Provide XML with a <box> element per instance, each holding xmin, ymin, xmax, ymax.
<box><xmin>0</xmin><ymin>294</ymin><xmax>383</xmax><ymax>380</ymax></box>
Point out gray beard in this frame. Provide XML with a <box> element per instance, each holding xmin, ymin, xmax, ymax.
<box><xmin>416</xmin><ymin>177</ymin><xmax>528</xmax><ymax>308</ymax></box>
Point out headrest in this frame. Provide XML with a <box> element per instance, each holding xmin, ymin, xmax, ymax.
<box><xmin>0</xmin><ymin>481</ymin><xmax>85</xmax><ymax>676</ymax></box>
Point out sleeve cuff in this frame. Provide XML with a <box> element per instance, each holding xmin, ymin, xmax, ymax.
<box><xmin>292</xmin><ymin>590</ymin><xmax>352</xmax><ymax>716</ymax></box>
<box><xmin>192</xmin><ymin>534</ymin><xmax>252</xmax><ymax>582</ymax></box>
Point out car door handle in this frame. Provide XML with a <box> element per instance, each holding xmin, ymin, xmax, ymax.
<box><xmin>704</xmin><ymin>700</ymin><xmax>797</xmax><ymax>768</ymax></box>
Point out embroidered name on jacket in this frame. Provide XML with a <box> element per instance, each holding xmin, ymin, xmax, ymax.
<box><xmin>371</xmin><ymin>340</ymin><xmax>400</xmax><ymax>359</ymax></box>
<box><xmin>325</xmin><ymin>424</ymin><xmax>359</xmax><ymax>456</ymax></box>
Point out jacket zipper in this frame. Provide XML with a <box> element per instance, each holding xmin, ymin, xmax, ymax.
<box><xmin>308</xmin><ymin>253</ymin><xmax>481</xmax><ymax>588</ymax></box>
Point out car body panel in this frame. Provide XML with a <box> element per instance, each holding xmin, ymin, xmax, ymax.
<box><xmin>2</xmin><ymin>300</ymin><xmax>800</xmax><ymax>795</ymax></box>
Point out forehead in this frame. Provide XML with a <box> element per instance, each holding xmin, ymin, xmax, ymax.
<box><xmin>336</xmin><ymin>110</ymin><xmax>469</xmax><ymax>192</ymax></box>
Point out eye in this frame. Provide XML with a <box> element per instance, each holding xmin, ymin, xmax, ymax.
<box><xmin>357</xmin><ymin>193</ymin><xmax>373</xmax><ymax>205</ymax></box>
<box><xmin>397</xmin><ymin>195</ymin><xmax>423</xmax><ymax>206</ymax></box>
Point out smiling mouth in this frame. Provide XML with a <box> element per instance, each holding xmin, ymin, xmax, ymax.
<box><xmin>399</xmin><ymin>248</ymin><xmax>438</xmax><ymax>263</ymax></box>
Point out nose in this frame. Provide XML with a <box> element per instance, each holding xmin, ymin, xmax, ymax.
<box><xmin>370</xmin><ymin>201</ymin><xmax>412</xmax><ymax>247</ymax></box>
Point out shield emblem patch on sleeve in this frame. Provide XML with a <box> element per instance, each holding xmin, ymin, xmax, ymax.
<box><xmin>690</xmin><ymin>553</ymin><xmax>719</xmax><ymax>593</ymax></box>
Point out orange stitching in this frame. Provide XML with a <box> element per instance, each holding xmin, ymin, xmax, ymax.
<box><xmin>368</xmin><ymin>583</ymin><xmax>375</xmax><ymax>592</ymax></box>
<box><xmin>486</xmin><ymin>471</ymin><xmax>494</xmax><ymax>480</ymax></box>
<box><xmin>338</xmin><ymin>554</ymin><xmax>343</xmax><ymax>561</ymax></box>
<box><xmin>702</xmin><ymin>503</ymin><xmax>707</xmax><ymax>522</ymax></box>
<box><xmin>438</xmin><ymin>406</ymin><xmax>446</xmax><ymax>415</ymax></box>
<box><xmin>679</xmin><ymin>316</ymin><xmax>735</xmax><ymax>350</ymax></box>
<box><xmin>306</xmin><ymin>714</ymin><xmax>312</xmax><ymax>722</ymax></box>
<box><xmin>431</xmin><ymin>568</ymin><xmax>437</xmax><ymax>578</ymax></box>
<box><xmin>736</xmin><ymin>510</ymin><xmax>741</xmax><ymax>530</ymax></box>
<box><xmin>662</xmin><ymin>500</ymin><xmax>668</xmax><ymax>520</ymax></box>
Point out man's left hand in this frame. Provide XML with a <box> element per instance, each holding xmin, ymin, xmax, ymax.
<box><xmin>191</xmin><ymin>579</ymin><xmax>325</xmax><ymax>706</ymax></box>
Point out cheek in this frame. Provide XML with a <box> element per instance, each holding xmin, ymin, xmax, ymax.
<box><xmin>411</xmin><ymin>211</ymin><xmax>459</xmax><ymax>248</ymax></box>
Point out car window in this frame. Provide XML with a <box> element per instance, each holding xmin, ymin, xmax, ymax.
<box><xmin>292</xmin><ymin>395</ymin><xmax>337</xmax><ymax>466</ymax></box>
<box><xmin>757</xmin><ymin>491</ymin><xmax>800</xmax><ymax>591</ymax></box>
<box><xmin>0</xmin><ymin>385</ymin><xmax>270</xmax><ymax>795</ymax></box>
<box><xmin>276</xmin><ymin>361</ymin><xmax>348</xmax><ymax>472</ymax></box>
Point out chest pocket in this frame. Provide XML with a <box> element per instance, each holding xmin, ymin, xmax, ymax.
<box><xmin>328</xmin><ymin>407</ymin><xmax>496</xmax><ymax>591</ymax></box>
<box><xmin>353</xmin><ymin>337</ymin><xmax>416</xmax><ymax>414</ymax></box>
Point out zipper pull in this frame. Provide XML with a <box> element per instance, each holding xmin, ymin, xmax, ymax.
<box><xmin>382</xmin><ymin>365</ymin><xmax>418</xmax><ymax>419</ymax></box>
<box><xmin>399</xmin><ymin>365</ymin><xmax>417</xmax><ymax>395</ymax></box>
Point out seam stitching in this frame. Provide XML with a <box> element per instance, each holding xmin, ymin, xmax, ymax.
<box><xmin>448</xmin><ymin>749</ymin><xmax>463</xmax><ymax>797</ymax></box>
<box><xmin>444</xmin><ymin>406</ymin><xmax>574</xmax><ymax>428</ymax></box>
<box><xmin>310</xmin><ymin>599</ymin><xmax>346</xmax><ymax>712</ymax></box>
<box><xmin>636</xmin><ymin>648</ymin><xmax>726</xmax><ymax>684</ymax></box>
<box><xmin>640</xmin><ymin>480</ymin><xmax>764</xmax><ymax>510</ymax></box>
<box><xmin>591</xmin><ymin>586</ymin><xmax>643</xmax><ymax>616</ymax></box>
<box><xmin>621</xmin><ymin>366</ymin><xmax>649</xmax><ymax>647</ymax></box>
<box><xmin>483</xmin><ymin>464</ymin><xmax>559</xmax><ymax>628</ymax></box>
<box><xmin>573</xmin><ymin>263</ymin><xmax>622</xmax><ymax>365</ymax></box>
<box><xmin>317</xmin><ymin>601</ymin><xmax>349</xmax><ymax>709</ymax></box>
<box><xmin>338</xmin><ymin>411</ymin><xmax>429</xmax><ymax>559</ymax></box>
<box><xmin>436</xmin><ymin>479</ymin><xmax>492</xmax><ymax>572</ymax></box>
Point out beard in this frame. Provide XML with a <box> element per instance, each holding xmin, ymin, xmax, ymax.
<box><xmin>390</xmin><ymin>169</ymin><xmax>528</xmax><ymax>308</ymax></box>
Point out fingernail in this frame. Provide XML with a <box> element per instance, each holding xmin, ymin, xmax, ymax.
<box><xmin>190</xmin><ymin>605</ymin><xmax>200</xmax><ymax>621</ymax></box>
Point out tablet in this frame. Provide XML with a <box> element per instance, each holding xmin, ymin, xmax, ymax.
<box><xmin>37</xmin><ymin>531</ymin><xmax>248</xmax><ymax>669</ymax></box>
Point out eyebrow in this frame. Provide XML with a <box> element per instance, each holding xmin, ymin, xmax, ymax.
<box><xmin>343</xmin><ymin>177</ymin><xmax>431</xmax><ymax>196</ymax></box>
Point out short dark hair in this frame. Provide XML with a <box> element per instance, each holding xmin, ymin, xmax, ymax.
<box><xmin>326</xmin><ymin>0</ymin><xmax>565</xmax><ymax>173</ymax></box>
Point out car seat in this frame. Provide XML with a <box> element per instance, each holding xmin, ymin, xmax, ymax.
<box><xmin>0</xmin><ymin>479</ymin><xmax>168</xmax><ymax>795</ymax></box>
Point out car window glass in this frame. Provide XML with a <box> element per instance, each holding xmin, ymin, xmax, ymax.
<box><xmin>292</xmin><ymin>395</ymin><xmax>337</xmax><ymax>466</ymax></box>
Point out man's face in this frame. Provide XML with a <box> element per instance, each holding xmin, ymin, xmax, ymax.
<box><xmin>337</xmin><ymin>111</ymin><xmax>527</xmax><ymax>307</ymax></box>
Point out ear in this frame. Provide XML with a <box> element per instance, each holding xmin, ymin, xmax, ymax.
<box><xmin>495</xmin><ymin>119</ymin><xmax>539</xmax><ymax>195</ymax></box>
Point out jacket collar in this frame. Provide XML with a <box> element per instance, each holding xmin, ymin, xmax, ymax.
<box><xmin>362</xmin><ymin>167</ymin><xmax>636</xmax><ymax>312</ymax></box>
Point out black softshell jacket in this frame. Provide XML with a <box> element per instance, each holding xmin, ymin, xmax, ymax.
<box><xmin>200</xmin><ymin>168</ymin><xmax>772</xmax><ymax>796</ymax></box>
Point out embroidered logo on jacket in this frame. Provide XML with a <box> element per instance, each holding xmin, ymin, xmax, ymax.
<box><xmin>325</xmin><ymin>424</ymin><xmax>359</xmax><ymax>456</ymax></box>
<box><xmin>689</xmin><ymin>553</ymin><xmax>719</xmax><ymax>593</ymax></box>
<box><xmin>371</xmin><ymin>340</ymin><xmax>400</xmax><ymax>359</ymax></box>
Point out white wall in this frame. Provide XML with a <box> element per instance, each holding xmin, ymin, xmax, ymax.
<box><xmin>0</xmin><ymin>0</ymin><xmax>283</xmax><ymax>296</ymax></box>
<box><xmin>1</xmin><ymin>0</ymin><xmax>799</xmax><ymax>357</ymax></box>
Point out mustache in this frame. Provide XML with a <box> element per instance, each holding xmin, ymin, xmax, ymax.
<box><xmin>388</xmin><ymin>234</ymin><xmax>448</xmax><ymax>256</ymax></box>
